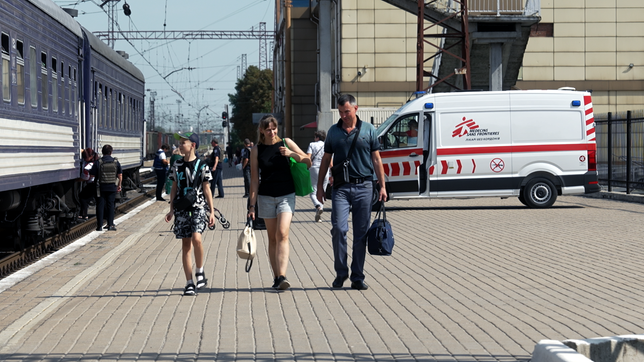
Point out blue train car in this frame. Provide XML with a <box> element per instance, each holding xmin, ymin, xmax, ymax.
<box><xmin>0</xmin><ymin>0</ymin><xmax>145</xmax><ymax>248</ymax></box>
<box><xmin>82</xmin><ymin>28</ymin><xmax>145</xmax><ymax>188</ymax></box>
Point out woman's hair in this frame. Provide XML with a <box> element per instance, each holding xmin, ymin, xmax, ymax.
<box><xmin>83</xmin><ymin>148</ymin><xmax>98</xmax><ymax>162</ymax></box>
<box><xmin>314</xmin><ymin>130</ymin><xmax>326</xmax><ymax>141</ymax></box>
<box><xmin>257</xmin><ymin>115</ymin><xmax>281</xmax><ymax>145</ymax></box>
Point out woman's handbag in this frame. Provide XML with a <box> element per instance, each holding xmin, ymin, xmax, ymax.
<box><xmin>285</xmin><ymin>140</ymin><xmax>314</xmax><ymax>197</ymax></box>
<box><xmin>367</xmin><ymin>203</ymin><xmax>395</xmax><ymax>256</ymax></box>
<box><xmin>237</xmin><ymin>218</ymin><xmax>257</xmax><ymax>272</ymax></box>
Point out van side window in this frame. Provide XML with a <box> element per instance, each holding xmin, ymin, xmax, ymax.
<box><xmin>384</xmin><ymin>114</ymin><xmax>419</xmax><ymax>149</ymax></box>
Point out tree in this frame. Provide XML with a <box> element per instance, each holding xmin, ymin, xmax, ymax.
<box><xmin>228</xmin><ymin>66</ymin><xmax>273</xmax><ymax>142</ymax></box>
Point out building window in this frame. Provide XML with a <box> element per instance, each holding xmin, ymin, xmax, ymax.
<box><xmin>41</xmin><ymin>51</ymin><xmax>48</xmax><ymax>109</ymax></box>
<box><xmin>1</xmin><ymin>33</ymin><xmax>9</xmax><ymax>102</ymax></box>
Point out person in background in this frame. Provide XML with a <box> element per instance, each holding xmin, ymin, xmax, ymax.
<box><xmin>306</xmin><ymin>130</ymin><xmax>329</xmax><ymax>222</ymax></box>
<box><xmin>79</xmin><ymin>148</ymin><xmax>99</xmax><ymax>220</ymax></box>
<box><xmin>209</xmin><ymin>138</ymin><xmax>224</xmax><ymax>198</ymax></box>
<box><xmin>89</xmin><ymin>144</ymin><xmax>123</xmax><ymax>232</ymax></box>
<box><xmin>247</xmin><ymin>116</ymin><xmax>311</xmax><ymax>291</ymax></box>
<box><xmin>153</xmin><ymin>144</ymin><xmax>170</xmax><ymax>201</ymax></box>
<box><xmin>165</xmin><ymin>132</ymin><xmax>215</xmax><ymax>296</ymax></box>
<box><xmin>241</xmin><ymin>138</ymin><xmax>252</xmax><ymax>198</ymax></box>
<box><xmin>226</xmin><ymin>142</ymin><xmax>233</xmax><ymax>167</ymax></box>
<box><xmin>166</xmin><ymin>147</ymin><xmax>184</xmax><ymax>195</ymax></box>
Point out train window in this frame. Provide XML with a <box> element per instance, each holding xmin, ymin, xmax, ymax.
<box><xmin>41</xmin><ymin>52</ymin><xmax>48</xmax><ymax>110</ymax></box>
<box><xmin>97</xmin><ymin>83</ymin><xmax>102</xmax><ymax>127</ymax></box>
<box><xmin>51</xmin><ymin>57</ymin><xmax>57</xmax><ymax>113</ymax></box>
<box><xmin>69</xmin><ymin>65</ymin><xmax>73</xmax><ymax>116</ymax></box>
<box><xmin>118</xmin><ymin>92</ymin><xmax>123</xmax><ymax>130</ymax></box>
<box><xmin>29</xmin><ymin>47</ymin><xmax>37</xmax><ymax>107</ymax></box>
<box><xmin>60</xmin><ymin>61</ymin><xmax>65</xmax><ymax>115</ymax></box>
<box><xmin>109</xmin><ymin>88</ymin><xmax>113</xmax><ymax>129</ymax></box>
<box><xmin>2</xmin><ymin>33</ymin><xmax>9</xmax><ymax>102</ymax></box>
<box><xmin>16</xmin><ymin>40</ymin><xmax>24</xmax><ymax>105</ymax></box>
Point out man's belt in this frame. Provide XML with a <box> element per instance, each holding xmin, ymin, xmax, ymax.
<box><xmin>348</xmin><ymin>177</ymin><xmax>368</xmax><ymax>184</ymax></box>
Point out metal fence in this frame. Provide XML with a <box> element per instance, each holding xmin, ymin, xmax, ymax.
<box><xmin>595</xmin><ymin>111</ymin><xmax>644</xmax><ymax>193</ymax></box>
<box><xmin>431</xmin><ymin>0</ymin><xmax>540</xmax><ymax>16</ymax></box>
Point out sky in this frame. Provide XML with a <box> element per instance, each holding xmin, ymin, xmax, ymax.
<box><xmin>53</xmin><ymin>0</ymin><xmax>275</xmax><ymax>133</ymax></box>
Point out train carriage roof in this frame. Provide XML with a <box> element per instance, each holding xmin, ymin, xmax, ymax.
<box><xmin>27</xmin><ymin>0</ymin><xmax>83</xmax><ymax>38</ymax></box>
<box><xmin>82</xmin><ymin>27</ymin><xmax>145</xmax><ymax>83</ymax></box>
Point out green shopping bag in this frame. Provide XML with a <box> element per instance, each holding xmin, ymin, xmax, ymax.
<box><xmin>285</xmin><ymin>140</ymin><xmax>314</xmax><ymax>197</ymax></box>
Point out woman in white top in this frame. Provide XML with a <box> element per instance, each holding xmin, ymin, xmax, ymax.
<box><xmin>306</xmin><ymin>130</ymin><xmax>329</xmax><ymax>222</ymax></box>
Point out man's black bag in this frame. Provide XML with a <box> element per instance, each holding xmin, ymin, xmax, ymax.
<box><xmin>367</xmin><ymin>202</ymin><xmax>394</xmax><ymax>256</ymax></box>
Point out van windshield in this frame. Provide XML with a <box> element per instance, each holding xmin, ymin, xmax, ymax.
<box><xmin>376</xmin><ymin>113</ymin><xmax>398</xmax><ymax>135</ymax></box>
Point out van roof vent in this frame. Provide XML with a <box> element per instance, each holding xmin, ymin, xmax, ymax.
<box><xmin>558</xmin><ymin>87</ymin><xmax>576</xmax><ymax>91</ymax></box>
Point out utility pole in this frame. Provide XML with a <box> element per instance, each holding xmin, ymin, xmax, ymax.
<box><xmin>176</xmin><ymin>100</ymin><xmax>182</xmax><ymax>131</ymax></box>
<box><xmin>149</xmin><ymin>91</ymin><xmax>157</xmax><ymax>130</ymax></box>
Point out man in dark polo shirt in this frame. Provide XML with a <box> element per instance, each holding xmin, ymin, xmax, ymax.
<box><xmin>316</xmin><ymin>94</ymin><xmax>387</xmax><ymax>291</ymax></box>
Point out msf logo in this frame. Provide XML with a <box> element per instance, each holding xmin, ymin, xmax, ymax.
<box><xmin>452</xmin><ymin>117</ymin><xmax>479</xmax><ymax>138</ymax></box>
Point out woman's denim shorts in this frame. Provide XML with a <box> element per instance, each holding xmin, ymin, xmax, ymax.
<box><xmin>258</xmin><ymin>193</ymin><xmax>296</xmax><ymax>219</ymax></box>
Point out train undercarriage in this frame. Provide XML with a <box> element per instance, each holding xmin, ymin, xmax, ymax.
<box><xmin>0</xmin><ymin>168</ymin><xmax>141</xmax><ymax>251</ymax></box>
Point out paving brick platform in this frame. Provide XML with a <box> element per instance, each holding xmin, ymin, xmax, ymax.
<box><xmin>1</xmin><ymin>167</ymin><xmax>643</xmax><ymax>361</ymax></box>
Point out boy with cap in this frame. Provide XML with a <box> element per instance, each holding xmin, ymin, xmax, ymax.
<box><xmin>165</xmin><ymin>132</ymin><xmax>215</xmax><ymax>296</ymax></box>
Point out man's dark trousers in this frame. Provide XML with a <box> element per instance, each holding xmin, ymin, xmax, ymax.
<box><xmin>211</xmin><ymin>169</ymin><xmax>224</xmax><ymax>197</ymax></box>
<box><xmin>330</xmin><ymin>181</ymin><xmax>373</xmax><ymax>282</ymax></box>
<box><xmin>243</xmin><ymin>166</ymin><xmax>251</xmax><ymax>196</ymax></box>
<box><xmin>155</xmin><ymin>168</ymin><xmax>166</xmax><ymax>199</ymax></box>
<box><xmin>96</xmin><ymin>190</ymin><xmax>117</xmax><ymax>229</ymax></box>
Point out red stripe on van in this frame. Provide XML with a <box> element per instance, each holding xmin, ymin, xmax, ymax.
<box><xmin>472</xmin><ymin>159</ymin><xmax>476</xmax><ymax>173</ymax></box>
<box><xmin>456</xmin><ymin>159</ymin><xmax>462</xmax><ymax>173</ymax></box>
<box><xmin>383</xmin><ymin>163</ymin><xmax>390</xmax><ymax>176</ymax></box>
<box><xmin>437</xmin><ymin>144</ymin><xmax>589</xmax><ymax>155</ymax></box>
<box><xmin>429</xmin><ymin>165</ymin><xmax>435</xmax><ymax>175</ymax></box>
<box><xmin>391</xmin><ymin>163</ymin><xmax>401</xmax><ymax>176</ymax></box>
<box><xmin>414</xmin><ymin>161</ymin><xmax>421</xmax><ymax>175</ymax></box>
<box><xmin>403</xmin><ymin>162</ymin><xmax>411</xmax><ymax>176</ymax></box>
<box><xmin>585</xmin><ymin>108</ymin><xmax>593</xmax><ymax>116</ymax></box>
<box><xmin>441</xmin><ymin>160</ymin><xmax>448</xmax><ymax>174</ymax></box>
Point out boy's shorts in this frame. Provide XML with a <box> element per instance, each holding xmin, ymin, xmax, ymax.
<box><xmin>173</xmin><ymin>208</ymin><xmax>207</xmax><ymax>239</ymax></box>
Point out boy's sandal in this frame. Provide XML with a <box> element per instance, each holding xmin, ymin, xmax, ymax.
<box><xmin>183</xmin><ymin>283</ymin><xmax>196</xmax><ymax>296</ymax></box>
<box><xmin>195</xmin><ymin>272</ymin><xmax>208</xmax><ymax>289</ymax></box>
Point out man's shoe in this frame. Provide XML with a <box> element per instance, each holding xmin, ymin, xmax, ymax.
<box><xmin>107</xmin><ymin>225</ymin><xmax>117</xmax><ymax>231</ymax></box>
<box><xmin>351</xmin><ymin>280</ymin><xmax>369</xmax><ymax>291</ymax></box>
<box><xmin>276</xmin><ymin>276</ymin><xmax>290</xmax><ymax>290</ymax></box>
<box><xmin>332</xmin><ymin>276</ymin><xmax>348</xmax><ymax>288</ymax></box>
<box><xmin>242</xmin><ymin>194</ymin><xmax>249</xmax><ymax>198</ymax></box>
<box><xmin>195</xmin><ymin>272</ymin><xmax>208</xmax><ymax>289</ymax></box>
<box><xmin>215</xmin><ymin>195</ymin><xmax>224</xmax><ymax>198</ymax></box>
<box><xmin>315</xmin><ymin>208</ymin><xmax>323</xmax><ymax>222</ymax></box>
<box><xmin>95</xmin><ymin>227</ymin><xmax>104</xmax><ymax>231</ymax></box>
<box><xmin>272</xmin><ymin>277</ymin><xmax>280</xmax><ymax>289</ymax></box>
<box><xmin>156</xmin><ymin>198</ymin><xmax>166</xmax><ymax>201</ymax></box>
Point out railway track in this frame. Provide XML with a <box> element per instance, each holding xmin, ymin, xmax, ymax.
<box><xmin>0</xmin><ymin>174</ymin><xmax>157</xmax><ymax>279</ymax></box>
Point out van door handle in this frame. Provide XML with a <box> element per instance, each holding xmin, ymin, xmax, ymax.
<box><xmin>409</xmin><ymin>153</ymin><xmax>419</xmax><ymax>157</ymax></box>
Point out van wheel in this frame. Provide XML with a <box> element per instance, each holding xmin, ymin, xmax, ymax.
<box><xmin>524</xmin><ymin>178</ymin><xmax>557</xmax><ymax>208</ymax></box>
<box><xmin>518</xmin><ymin>192</ymin><xmax>527</xmax><ymax>206</ymax></box>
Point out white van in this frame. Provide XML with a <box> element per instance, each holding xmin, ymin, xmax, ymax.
<box><xmin>376</xmin><ymin>89</ymin><xmax>601</xmax><ymax>208</ymax></box>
